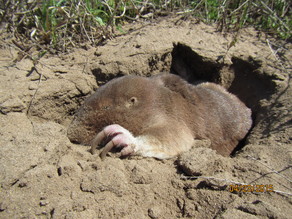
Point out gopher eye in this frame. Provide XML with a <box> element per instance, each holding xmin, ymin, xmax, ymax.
<box><xmin>130</xmin><ymin>97</ymin><xmax>137</xmax><ymax>104</ymax></box>
<box><xmin>125</xmin><ymin>97</ymin><xmax>138</xmax><ymax>108</ymax></box>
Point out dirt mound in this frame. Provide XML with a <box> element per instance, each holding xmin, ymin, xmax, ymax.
<box><xmin>0</xmin><ymin>16</ymin><xmax>291</xmax><ymax>218</ymax></box>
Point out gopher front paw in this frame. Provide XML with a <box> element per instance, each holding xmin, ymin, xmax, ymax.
<box><xmin>91</xmin><ymin>124</ymin><xmax>137</xmax><ymax>159</ymax></box>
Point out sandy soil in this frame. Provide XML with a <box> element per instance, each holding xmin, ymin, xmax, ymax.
<box><xmin>0</xmin><ymin>16</ymin><xmax>291</xmax><ymax>218</ymax></box>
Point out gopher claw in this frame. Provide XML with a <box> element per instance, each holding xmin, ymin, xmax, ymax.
<box><xmin>91</xmin><ymin>124</ymin><xmax>137</xmax><ymax>160</ymax></box>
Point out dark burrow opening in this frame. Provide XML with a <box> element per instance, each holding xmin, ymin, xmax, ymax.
<box><xmin>170</xmin><ymin>42</ymin><xmax>278</xmax><ymax>155</ymax></box>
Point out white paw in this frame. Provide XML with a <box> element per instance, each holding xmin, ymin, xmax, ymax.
<box><xmin>91</xmin><ymin>124</ymin><xmax>137</xmax><ymax>159</ymax></box>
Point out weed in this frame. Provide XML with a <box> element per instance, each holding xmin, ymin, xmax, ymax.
<box><xmin>0</xmin><ymin>0</ymin><xmax>290</xmax><ymax>52</ymax></box>
<box><xmin>185</xmin><ymin>0</ymin><xmax>291</xmax><ymax>39</ymax></box>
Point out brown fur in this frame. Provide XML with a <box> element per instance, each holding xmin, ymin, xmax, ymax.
<box><xmin>67</xmin><ymin>73</ymin><xmax>252</xmax><ymax>157</ymax></box>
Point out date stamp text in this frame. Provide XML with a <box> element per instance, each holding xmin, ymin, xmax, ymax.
<box><xmin>229</xmin><ymin>184</ymin><xmax>274</xmax><ymax>193</ymax></box>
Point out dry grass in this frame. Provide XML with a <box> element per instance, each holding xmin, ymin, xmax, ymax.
<box><xmin>0</xmin><ymin>0</ymin><xmax>290</xmax><ymax>54</ymax></box>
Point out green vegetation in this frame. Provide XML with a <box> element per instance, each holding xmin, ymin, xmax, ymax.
<box><xmin>0</xmin><ymin>0</ymin><xmax>290</xmax><ymax>51</ymax></box>
<box><xmin>188</xmin><ymin>0</ymin><xmax>291</xmax><ymax>39</ymax></box>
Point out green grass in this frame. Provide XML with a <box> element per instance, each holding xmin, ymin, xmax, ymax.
<box><xmin>188</xmin><ymin>0</ymin><xmax>291</xmax><ymax>39</ymax></box>
<box><xmin>0</xmin><ymin>0</ymin><xmax>290</xmax><ymax>52</ymax></box>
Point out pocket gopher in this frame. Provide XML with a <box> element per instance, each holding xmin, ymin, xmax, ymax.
<box><xmin>67</xmin><ymin>73</ymin><xmax>252</xmax><ymax>159</ymax></box>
